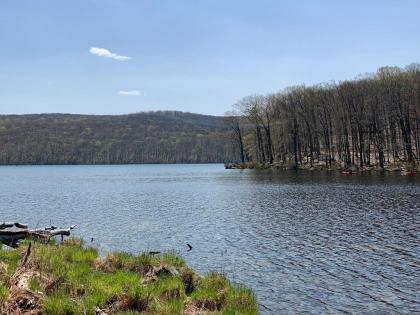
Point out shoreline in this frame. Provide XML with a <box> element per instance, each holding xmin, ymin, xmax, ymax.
<box><xmin>0</xmin><ymin>239</ymin><xmax>258</xmax><ymax>314</ymax></box>
<box><xmin>224</xmin><ymin>162</ymin><xmax>418</xmax><ymax>174</ymax></box>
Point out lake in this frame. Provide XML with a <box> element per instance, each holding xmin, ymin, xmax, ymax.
<box><xmin>0</xmin><ymin>164</ymin><xmax>419</xmax><ymax>314</ymax></box>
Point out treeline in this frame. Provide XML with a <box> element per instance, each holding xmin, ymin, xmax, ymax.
<box><xmin>0</xmin><ymin>111</ymin><xmax>232</xmax><ymax>164</ymax></box>
<box><xmin>226</xmin><ymin>64</ymin><xmax>420</xmax><ymax>169</ymax></box>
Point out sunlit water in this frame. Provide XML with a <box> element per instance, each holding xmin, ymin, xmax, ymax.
<box><xmin>0</xmin><ymin>164</ymin><xmax>419</xmax><ymax>314</ymax></box>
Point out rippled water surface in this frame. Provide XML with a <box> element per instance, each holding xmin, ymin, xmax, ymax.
<box><xmin>1</xmin><ymin>164</ymin><xmax>419</xmax><ymax>314</ymax></box>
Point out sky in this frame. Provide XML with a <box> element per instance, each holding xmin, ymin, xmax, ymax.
<box><xmin>1</xmin><ymin>0</ymin><xmax>419</xmax><ymax>116</ymax></box>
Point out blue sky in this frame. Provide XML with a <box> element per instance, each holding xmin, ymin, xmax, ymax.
<box><xmin>1</xmin><ymin>0</ymin><xmax>419</xmax><ymax>116</ymax></box>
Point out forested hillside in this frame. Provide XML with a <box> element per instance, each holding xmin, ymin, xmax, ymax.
<box><xmin>226</xmin><ymin>64</ymin><xmax>420</xmax><ymax>169</ymax></box>
<box><xmin>0</xmin><ymin>111</ymin><xmax>232</xmax><ymax>164</ymax></box>
<box><xmin>3</xmin><ymin>65</ymin><xmax>419</xmax><ymax>167</ymax></box>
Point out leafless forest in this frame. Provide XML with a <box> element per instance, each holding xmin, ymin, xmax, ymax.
<box><xmin>1</xmin><ymin>65</ymin><xmax>419</xmax><ymax>167</ymax></box>
<box><xmin>226</xmin><ymin>64</ymin><xmax>420</xmax><ymax>169</ymax></box>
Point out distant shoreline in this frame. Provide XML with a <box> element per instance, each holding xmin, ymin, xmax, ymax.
<box><xmin>0</xmin><ymin>111</ymin><xmax>231</xmax><ymax>165</ymax></box>
<box><xmin>224</xmin><ymin>161</ymin><xmax>418</xmax><ymax>174</ymax></box>
<box><xmin>0</xmin><ymin>162</ymin><xmax>224</xmax><ymax>166</ymax></box>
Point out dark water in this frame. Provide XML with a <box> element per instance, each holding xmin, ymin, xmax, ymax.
<box><xmin>0</xmin><ymin>164</ymin><xmax>419</xmax><ymax>314</ymax></box>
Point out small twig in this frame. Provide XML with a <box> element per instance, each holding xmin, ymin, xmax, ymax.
<box><xmin>21</xmin><ymin>242</ymin><xmax>32</xmax><ymax>266</ymax></box>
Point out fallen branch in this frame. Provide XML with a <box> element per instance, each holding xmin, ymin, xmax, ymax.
<box><xmin>0</xmin><ymin>223</ymin><xmax>76</xmax><ymax>248</ymax></box>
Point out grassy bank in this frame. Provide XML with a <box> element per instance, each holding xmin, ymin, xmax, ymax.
<box><xmin>0</xmin><ymin>239</ymin><xmax>257</xmax><ymax>314</ymax></box>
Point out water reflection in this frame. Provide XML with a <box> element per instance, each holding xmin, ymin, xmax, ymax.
<box><xmin>0</xmin><ymin>165</ymin><xmax>419</xmax><ymax>314</ymax></box>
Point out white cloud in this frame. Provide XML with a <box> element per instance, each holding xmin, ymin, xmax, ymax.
<box><xmin>89</xmin><ymin>47</ymin><xmax>131</xmax><ymax>61</ymax></box>
<box><xmin>118</xmin><ymin>90</ymin><xmax>142</xmax><ymax>96</ymax></box>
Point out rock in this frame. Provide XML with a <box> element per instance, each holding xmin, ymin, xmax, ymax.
<box><xmin>155</xmin><ymin>264</ymin><xmax>180</xmax><ymax>277</ymax></box>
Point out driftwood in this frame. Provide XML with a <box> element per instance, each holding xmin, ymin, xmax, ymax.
<box><xmin>0</xmin><ymin>222</ymin><xmax>28</xmax><ymax>230</ymax></box>
<box><xmin>0</xmin><ymin>222</ymin><xmax>76</xmax><ymax>248</ymax></box>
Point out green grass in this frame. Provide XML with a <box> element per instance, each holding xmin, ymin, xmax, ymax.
<box><xmin>224</xmin><ymin>286</ymin><xmax>258</xmax><ymax>314</ymax></box>
<box><xmin>43</xmin><ymin>295</ymin><xmax>78</xmax><ymax>315</ymax></box>
<box><xmin>0</xmin><ymin>283</ymin><xmax>8</xmax><ymax>304</ymax></box>
<box><xmin>0</xmin><ymin>244</ymin><xmax>21</xmax><ymax>280</ymax></box>
<box><xmin>190</xmin><ymin>272</ymin><xmax>258</xmax><ymax>314</ymax></box>
<box><xmin>29</xmin><ymin>277</ymin><xmax>42</xmax><ymax>292</ymax></box>
<box><xmin>0</xmin><ymin>239</ymin><xmax>258</xmax><ymax>314</ymax></box>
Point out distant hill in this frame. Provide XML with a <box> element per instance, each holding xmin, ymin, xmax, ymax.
<box><xmin>0</xmin><ymin>111</ymin><xmax>232</xmax><ymax>164</ymax></box>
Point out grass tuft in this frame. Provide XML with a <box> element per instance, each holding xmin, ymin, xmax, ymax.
<box><xmin>0</xmin><ymin>283</ymin><xmax>9</xmax><ymax>303</ymax></box>
<box><xmin>0</xmin><ymin>239</ymin><xmax>258</xmax><ymax>314</ymax></box>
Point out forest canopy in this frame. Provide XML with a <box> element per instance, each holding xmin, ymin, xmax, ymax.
<box><xmin>1</xmin><ymin>64</ymin><xmax>419</xmax><ymax>167</ymax></box>
<box><xmin>226</xmin><ymin>64</ymin><xmax>420</xmax><ymax>169</ymax></box>
<box><xmin>0</xmin><ymin>111</ymin><xmax>231</xmax><ymax>164</ymax></box>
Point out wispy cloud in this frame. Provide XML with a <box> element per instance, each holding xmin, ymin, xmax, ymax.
<box><xmin>118</xmin><ymin>90</ymin><xmax>142</xmax><ymax>96</ymax></box>
<box><xmin>89</xmin><ymin>47</ymin><xmax>131</xmax><ymax>61</ymax></box>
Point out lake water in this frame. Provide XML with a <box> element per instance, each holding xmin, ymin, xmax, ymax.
<box><xmin>0</xmin><ymin>164</ymin><xmax>419</xmax><ymax>314</ymax></box>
